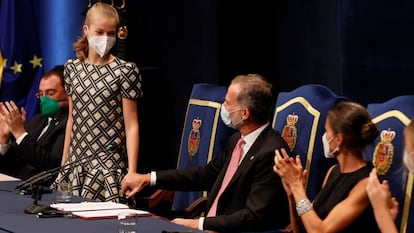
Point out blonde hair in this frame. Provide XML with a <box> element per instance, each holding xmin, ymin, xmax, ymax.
<box><xmin>73</xmin><ymin>2</ymin><xmax>120</xmax><ymax>60</ymax></box>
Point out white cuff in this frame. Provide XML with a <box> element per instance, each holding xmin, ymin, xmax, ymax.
<box><xmin>15</xmin><ymin>132</ymin><xmax>28</xmax><ymax>145</ymax></box>
<box><xmin>150</xmin><ymin>171</ymin><xmax>157</xmax><ymax>186</ymax></box>
<box><xmin>198</xmin><ymin>217</ymin><xmax>205</xmax><ymax>231</ymax></box>
<box><xmin>0</xmin><ymin>143</ymin><xmax>11</xmax><ymax>155</ymax></box>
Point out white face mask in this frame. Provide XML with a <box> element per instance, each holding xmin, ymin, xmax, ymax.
<box><xmin>88</xmin><ymin>35</ymin><xmax>116</xmax><ymax>57</ymax></box>
<box><xmin>403</xmin><ymin>150</ymin><xmax>414</xmax><ymax>173</ymax></box>
<box><xmin>322</xmin><ymin>132</ymin><xmax>339</xmax><ymax>158</ymax></box>
<box><xmin>220</xmin><ymin>105</ymin><xmax>243</xmax><ymax>129</ymax></box>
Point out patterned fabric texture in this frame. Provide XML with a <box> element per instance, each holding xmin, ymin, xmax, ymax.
<box><xmin>52</xmin><ymin>57</ymin><xmax>143</xmax><ymax>203</ymax></box>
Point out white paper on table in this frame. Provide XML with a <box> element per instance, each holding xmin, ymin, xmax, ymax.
<box><xmin>0</xmin><ymin>173</ymin><xmax>21</xmax><ymax>181</ymax></box>
<box><xmin>50</xmin><ymin>201</ymin><xmax>131</xmax><ymax>212</ymax></box>
<box><xmin>50</xmin><ymin>201</ymin><xmax>152</xmax><ymax>220</ymax></box>
<box><xmin>72</xmin><ymin>208</ymin><xmax>152</xmax><ymax>220</ymax></box>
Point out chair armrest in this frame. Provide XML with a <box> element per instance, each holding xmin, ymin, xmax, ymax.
<box><xmin>148</xmin><ymin>189</ymin><xmax>174</xmax><ymax>209</ymax></box>
<box><xmin>184</xmin><ymin>196</ymin><xmax>208</xmax><ymax>218</ymax></box>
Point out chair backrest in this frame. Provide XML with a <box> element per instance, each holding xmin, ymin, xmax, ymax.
<box><xmin>172</xmin><ymin>83</ymin><xmax>236</xmax><ymax>211</ymax></box>
<box><xmin>272</xmin><ymin>84</ymin><xmax>345</xmax><ymax>200</ymax></box>
<box><xmin>362</xmin><ymin>95</ymin><xmax>414</xmax><ymax>233</ymax></box>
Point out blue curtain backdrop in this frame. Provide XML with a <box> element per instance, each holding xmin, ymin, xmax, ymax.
<box><xmin>35</xmin><ymin>0</ymin><xmax>85</xmax><ymax>71</ymax></box>
<box><xmin>0</xmin><ymin>0</ymin><xmax>84</xmax><ymax>120</ymax></box>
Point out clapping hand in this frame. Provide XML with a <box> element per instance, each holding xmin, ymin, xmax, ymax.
<box><xmin>273</xmin><ymin>148</ymin><xmax>307</xmax><ymax>196</ymax></box>
<box><xmin>367</xmin><ymin>168</ymin><xmax>399</xmax><ymax>220</ymax></box>
<box><xmin>0</xmin><ymin>101</ymin><xmax>26</xmax><ymax>139</ymax></box>
<box><xmin>0</xmin><ymin>102</ymin><xmax>11</xmax><ymax>143</ymax></box>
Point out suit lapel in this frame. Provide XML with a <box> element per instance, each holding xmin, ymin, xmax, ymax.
<box><xmin>229</xmin><ymin>126</ymin><xmax>270</xmax><ymax>184</ymax></box>
<box><xmin>34</xmin><ymin>117</ymin><xmax>49</xmax><ymax>138</ymax></box>
<box><xmin>209</xmin><ymin>126</ymin><xmax>271</xmax><ymax>204</ymax></box>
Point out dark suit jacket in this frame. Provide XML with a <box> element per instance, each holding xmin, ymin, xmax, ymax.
<box><xmin>156</xmin><ymin>125</ymin><xmax>290</xmax><ymax>232</ymax></box>
<box><xmin>0</xmin><ymin>108</ymin><xmax>68</xmax><ymax>183</ymax></box>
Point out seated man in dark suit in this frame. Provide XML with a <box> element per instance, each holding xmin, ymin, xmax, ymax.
<box><xmin>0</xmin><ymin>66</ymin><xmax>68</xmax><ymax>183</ymax></box>
<box><xmin>122</xmin><ymin>74</ymin><xmax>291</xmax><ymax>233</ymax></box>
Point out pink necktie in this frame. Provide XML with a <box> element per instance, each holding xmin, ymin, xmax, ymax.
<box><xmin>207</xmin><ymin>137</ymin><xmax>246</xmax><ymax>217</ymax></box>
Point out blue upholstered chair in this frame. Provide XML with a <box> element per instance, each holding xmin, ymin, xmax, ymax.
<box><xmin>171</xmin><ymin>83</ymin><xmax>236</xmax><ymax>216</ymax></box>
<box><xmin>362</xmin><ymin>95</ymin><xmax>414</xmax><ymax>233</ymax></box>
<box><xmin>272</xmin><ymin>84</ymin><xmax>345</xmax><ymax>200</ymax></box>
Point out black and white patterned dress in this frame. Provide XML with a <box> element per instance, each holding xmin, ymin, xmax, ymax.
<box><xmin>53</xmin><ymin>57</ymin><xmax>143</xmax><ymax>203</ymax></box>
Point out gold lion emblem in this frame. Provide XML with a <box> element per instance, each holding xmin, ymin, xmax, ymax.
<box><xmin>373</xmin><ymin>129</ymin><xmax>395</xmax><ymax>175</ymax></box>
<box><xmin>187</xmin><ymin>118</ymin><xmax>202</xmax><ymax>157</ymax></box>
<box><xmin>281</xmin><ymin>113</ymin><xmax>298</xmax><ymax>152</ymax></box>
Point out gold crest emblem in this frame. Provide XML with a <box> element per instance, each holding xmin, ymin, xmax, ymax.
<box><xmin>373</xmin><ymin>129</ymin><xmax>395</xmax><ymax>175</ymax></box>
<box><xmin>281</xmin><ymin>113</ymin><xmax>298</xmax><ymax>152</ymax></box>
<box><xmin>188</xmin><ymin>118</ymin><xmax>202</xmax><ymax>157</ymax></box>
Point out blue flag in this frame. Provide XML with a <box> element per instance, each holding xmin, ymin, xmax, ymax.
<box><xmin>0</xmin><ymin>0</ymin><xmax>43</xmax><ymax>121</ymax></box>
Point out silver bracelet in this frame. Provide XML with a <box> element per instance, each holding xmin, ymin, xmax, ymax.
<box><xmin>296</xmin><ymin>199</ymin><xmax>313</xmax><ymax>216</ymax></box>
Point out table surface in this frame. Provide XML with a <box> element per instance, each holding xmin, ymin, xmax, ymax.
<box><xmin>0</xmin><ymin>180</ymin><xmax>203</xmax><ymax>233</ymax></box>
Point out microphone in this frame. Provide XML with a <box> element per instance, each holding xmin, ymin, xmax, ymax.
<box><xmin>15</xmin><ymin>168</ymin><xmax>58</xmax><ymax>191</ymax></box>
<box><xmin>15</xmin><ymin>168</ymin><xmax>59</xmax><ymax>191</ymax></box>
<box><xmin>17</xmin><ymin>155</ymin><xmax>89</xmax><ymax>215</ymax></box>
<box><xmin>15</xmin><ymin>156</ymin><xmax>84</xmax><ymax>191</ymax></box>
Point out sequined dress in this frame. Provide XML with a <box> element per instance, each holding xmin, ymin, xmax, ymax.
<box><xmin>53</xmin><ymin>57</ymin><xmax>143</xmax><ymax>202</ymax></box>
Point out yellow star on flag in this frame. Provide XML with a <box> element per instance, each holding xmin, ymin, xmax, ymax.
<box><xmin>0</xmin><ymin>57</ymin><xmax>6</xmax><ymax>70</ymax></box>
<box><xmin>0</xmin><ymin>49</ymin><xmax>5</xmax><ymax>73</ymax></box>
<box><xmin>30</xmin><ymin>54</ymin><xmax>43</xmax><ymax>68</ymax></box>
<box><xmin>10</xmin><ymin>61</ymin><xmax>23</xmax><ymax>74</ymax></box>
<box><xmin>0</xmin><ymin>49</ymin><xmax>5</xmax><ymax>89</ymax></box>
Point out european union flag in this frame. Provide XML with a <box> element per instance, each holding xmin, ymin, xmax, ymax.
<box><xmin>0</xmin><ymin>0</ymin><xmax>43</xmax><ymax>121</ymax></box>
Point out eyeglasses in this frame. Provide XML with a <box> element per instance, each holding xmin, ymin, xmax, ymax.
<box><xmin>34</xmin><ymin>89</ymin><xmax>57</xmax><ymax>99</ymax></box>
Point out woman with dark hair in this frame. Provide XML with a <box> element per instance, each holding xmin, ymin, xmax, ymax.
<box><xmin>274</xmin><ymin>100</ymin><xmax>381</xmax><ymax>233</ymax></box>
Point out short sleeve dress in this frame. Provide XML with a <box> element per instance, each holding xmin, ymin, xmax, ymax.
<box><xmin>53</xmin><ymin>57</ymin><xmax>143</xmax><ymax>203</ymax></box>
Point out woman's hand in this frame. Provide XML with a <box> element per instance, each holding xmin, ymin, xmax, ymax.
<box><xmin>367</xmin><ymin>168</ymin><xmax>399</xmax><ymax>220</ymax></box>
<box><xmin>273</xmin><ymin>148</ymin><xmax>307</xmax><ymax>194</ymax></box>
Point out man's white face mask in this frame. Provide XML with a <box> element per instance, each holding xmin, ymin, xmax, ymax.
<box><xmin>220</xmin><ymin>105</ymin><xmax>243</xmax><ymax>129</ymax></box>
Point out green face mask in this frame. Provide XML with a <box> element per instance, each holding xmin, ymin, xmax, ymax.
<box><xmin>40</xmin><ymin>96</ymin><xmax>60</xmax><ymax>116</ymax></box>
